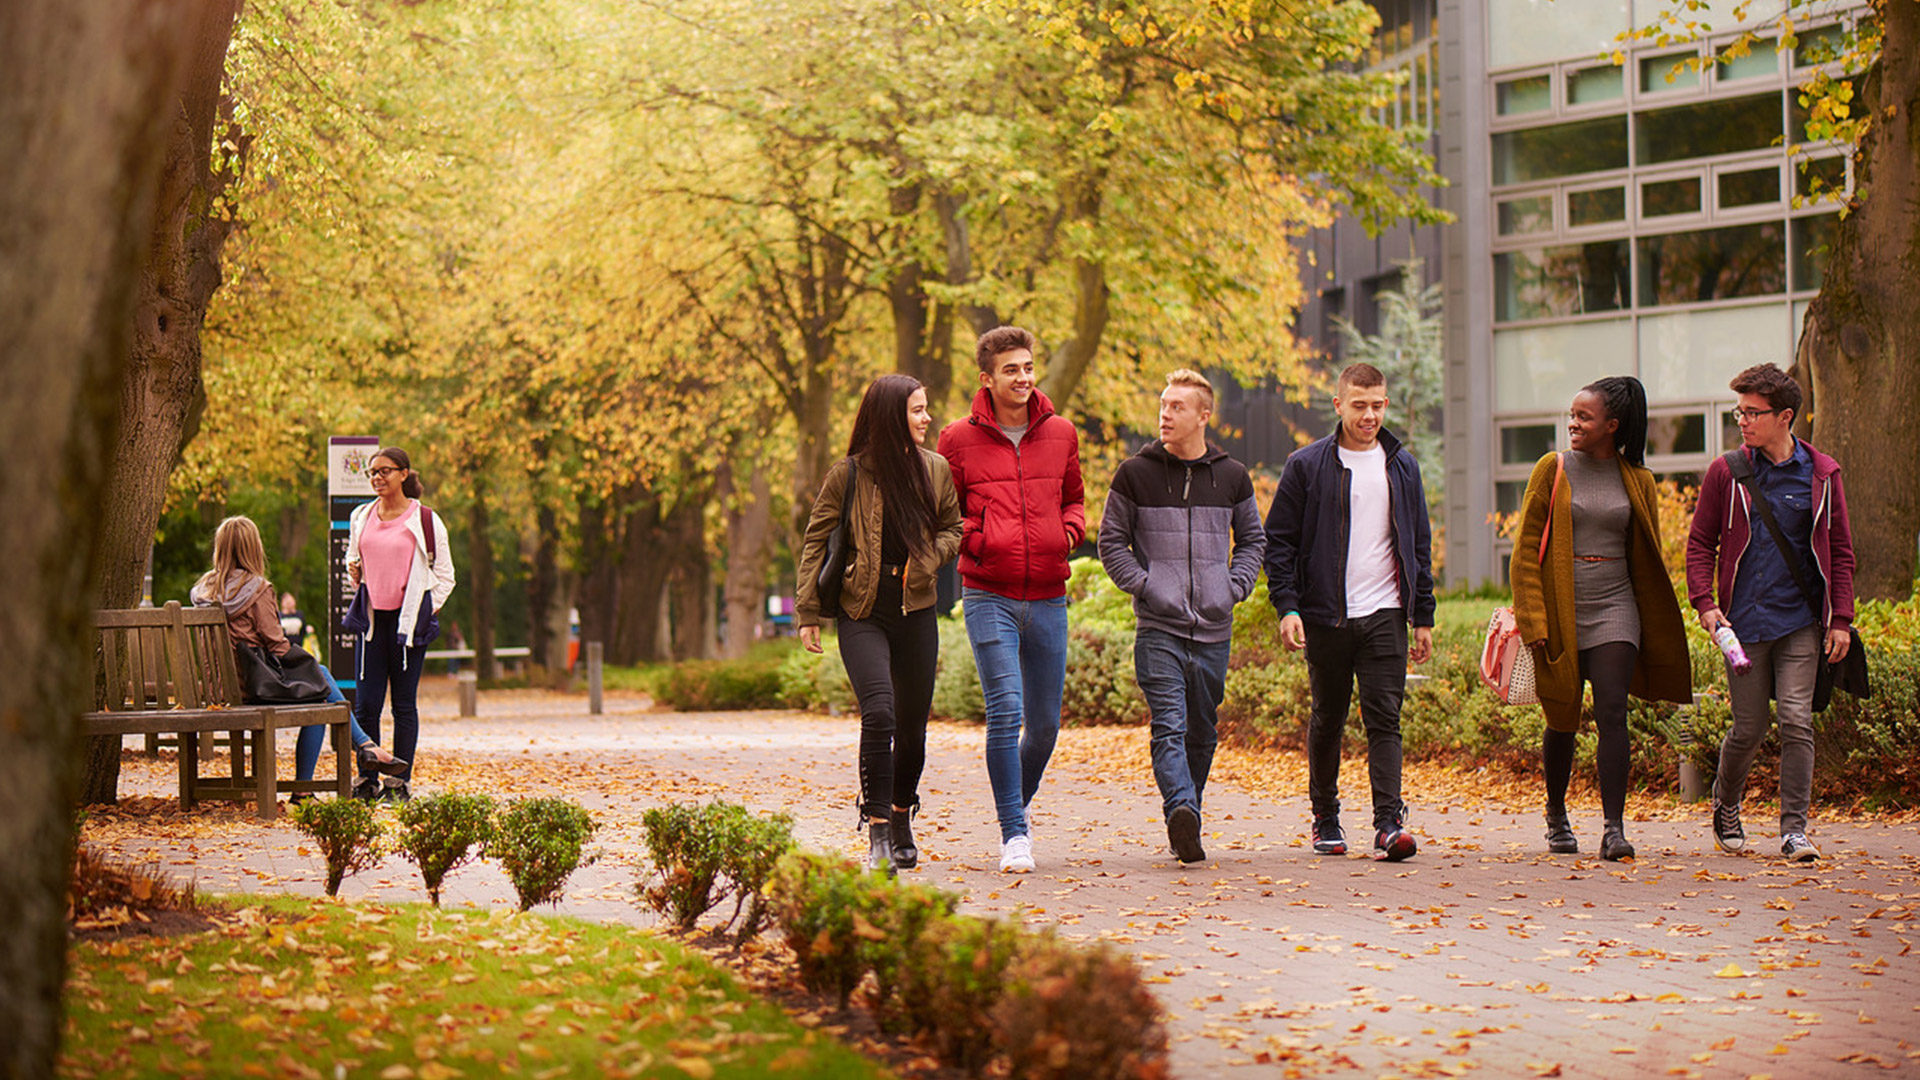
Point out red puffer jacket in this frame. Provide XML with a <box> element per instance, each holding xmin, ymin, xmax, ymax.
<box><xmin>936</xmin><ymin>388</ymin><xmax>1087</xmax><ymax>600</ymax></box>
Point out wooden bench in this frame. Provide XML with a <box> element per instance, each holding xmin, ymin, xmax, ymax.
<box><xmin>85</xmin><ymin>601</ymin><xmax>354</xmax><ymax>820</ymax></box>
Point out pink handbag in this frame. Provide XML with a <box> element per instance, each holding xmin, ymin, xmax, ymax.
<box><xmin>1481</xmin><ymin>457</ymin><xmax>1561</xmax><ymax>707</ymax></box>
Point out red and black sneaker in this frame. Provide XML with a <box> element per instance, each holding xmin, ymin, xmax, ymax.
<box><xmin>1311</xmin><ymin>815</ymin><xmax>1347</xmax><ymax>855</ymax></box>
<box><xmin>1374</xmin><ymin>815</ymin><xmax>1417</xmax><ymax>862</ymax></box>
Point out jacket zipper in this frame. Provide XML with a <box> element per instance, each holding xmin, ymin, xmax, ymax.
<box><xmin>1184</xmin><ymin>464</ymin><xmax>1196</xmax><ymax>637</ymax></box>
<box><xmin>1334</xmin><ymin>460</ymin><xmax>1351</xmax><ymax>628</ymax></box>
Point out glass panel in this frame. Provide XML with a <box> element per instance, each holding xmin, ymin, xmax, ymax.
<box><xmin>1496</xmin><ymin>480</ymin><xmax>1530</xmax><ymax>515</ymax></box>
<box><xmin>1791</xmin><ymin>76</ymin><xmax>1855</xmax><ymax>144</ymax></box>
<box><xmin>1716</xmin><ymin>39</ymin><xmax>1778</xmax><ymax>81</ymax></box>
<box><xmin>1567</xmin><ymin>187</ymin><xmax>1627</xmax><ymax>227</ymax></box>
<box><xmin>1497</xmin><ymin>195</ymin><xmax>1554</xmax><ymax>235</ymax></box>
<box><xmin>1495</xmin><ymin>240</ymin><xmax>1632</xmax><ymax>321</ymax></box>
<box><xmin>1497</xmin><ymin>74</ymin><xmax>1553</xmax><ymax>116</ymax></box>
<box><xmin>1791</xmin><ymin>213</ymin><xmax>1839</xmax><ymax>292</ymax></box>
<box><xmin>1646</xmin><ymin>413</ymin><xmax>1707</xmax><ymax>456</ymax></box>
<box><xmin>1637</xmin><ymin>222</ymin><xmax>1785</xmax><ymax>305</ymax></box>
<box><xmin>1793</xmin><ymin>24</ymin><xmax>1847</xmax><ymax>68</ymax></box>
<box><xmin>1719</xmin><ymin>166</ymin><xmax>1780</xmax><ymax>208</ymax></box>
<box><xmin>1638</xmin><ymin>92</ymin><xmax>1783</xmax><ymax>165</ymax></box>
<box><xmin>1501</xmin><ymin>424</ymin><xmax>1558</xmax><ymax>465</ymax></box>
<box><xmin>1643</xmin><ymin>176</ymin><xmax>1702</xmax><ymax>216</ymax></box>
<box><xmin>1489</xmin><ymin>0</ymin><xmax>1632</xmax><ymax>72</ymax></box>
<box><xmin>1640</xmin><ymin>51</ymin><xmax>1700</xmax><ymax>92</ymax></box>
<box><xmin>1796</xmin><ymin>155</ymin><xmax>1847</xmax><ymax>200</ymax></box>
<box><xmin>1720</xmin><ymin>407</ymin><xmax>1744</xmax><ymax>451</ymax></box>
<box><xmin>1567</xmin><ymin>65</ymin><xmax>1625</xmax><ymax>105</ymax></box>
<box><xmin>1639</xmin><ymin>304</ymin><xmax>1791</xmax><ymax>400</ymax></box>
<box><xmin>1493</xmin><ymin>116</ymin><xmax>1630</xmax><ymax>184</ymax></box>
<box><xmin>1494</xmin><ymin>319</ymin><xmax>1635</xmax><ymax>413</ymax></box>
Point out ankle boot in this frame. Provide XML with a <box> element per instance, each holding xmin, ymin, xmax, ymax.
<box><xmin>867</xmin><ymin>820</ymin><xmax>896</xmax><ymax>877</ymax></box>
<box><xmin>1544</xmin><ymin>806</ymin><xmax>1578</xmax><ymax>854</ymax></box>
<box><xmin>889</xmin><ymin>806</ymin><xmax>919</xmax><ymax>870</ymax></box>
<box><xmin>1601</xmin><ymin>819</ymin><xmax>1635</xmax><ymax>862</ymax></box>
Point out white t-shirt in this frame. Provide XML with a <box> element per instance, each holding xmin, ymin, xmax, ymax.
<box><xmin>1337</xmin><ymin>442</ymin><xmax>1401</xmax><ymax>619</ymax></box>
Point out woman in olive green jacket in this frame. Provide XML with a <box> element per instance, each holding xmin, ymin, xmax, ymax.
<box><xmin>797</xmin><ymin>374</ymin><xmax>963</xmax><ymax>874</ymax></box>
<box><xmin>1511</xmin><ymin>376</ymin><xmax>1690</xmax><ymax>861</ymax></box>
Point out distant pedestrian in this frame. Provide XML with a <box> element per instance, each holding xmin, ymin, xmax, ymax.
<box><xmin>1099</xmin><ymin>370</ymin><xmax>1264</xmax><ymax>865</ymax></box>
<box><xmin>937</xmin><ymin>326</ymin><xmax>1086</xmax><ymax>873</ymax></box>
<box><xmin>1510</xmin><ymin>376</ymin><xmax>1689</xmax><ymax>860</ymax></box>
<box><xmin>1264</xmin><ymin>363</ymin><xmax>1433</xmax><ymax>862</ymax></box>
<box><xmin>345</xmin><ymin>446</ymin><xmax>455</xmax><ymax>801</ymax></box>
<box><xmin>796</xmin><ymin>374</ymin><xmax>962</xmax><ymax>874</ymax></box>
<box><xmin>1686</xmin><ymin>363</ymin><xmax>1855</xmax><ymax>862</ymax></box>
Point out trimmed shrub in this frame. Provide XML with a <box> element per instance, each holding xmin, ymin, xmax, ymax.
<box><xmin>991</xmin><ymin>933</ymin><xmax>1171</xmax><ymax>1080</ymax></box>
<box><xmin>857</xmin><ymin>880</ymin><xmax>959</xmax><ymax>1032</ymax></box>
<box><xmin>487</xmin><ymin>797</ymin><xmax>596</xmax><ymax>911</ymax></box>
<box><xmin>392</xmin><ymin>792</ymin><xmax>495</xmax><ymax>906</ymax></box>
<box><xmin>767</xmin><ymin>851</ymin><xmax>873</xmax><ymax>1006</ymax></box>
<box><xmin>1061</xmin><ymin>622</ymin><xmax>1147</xmax><ymax>726</ymax></box>
<box><xmin>290</xmin><ymin>797</ymin><xmax>382</xmax><ymax>897</ymax></box>
<box><xmin>776</xmin><ymin>641</ymin><xmax>856</xmax><ymax>714</ymax></box>
<box><xmin>639</xmin><ymin>801</ymin><xmax>797</xmax><ymax>941</ymax></box>
<box><xmin>929</xmin><ymin>620</ymin><xmax>984</xmax><ymax>722</ymax></box>
<box><xmin>654</xmin><ymin>653</ymin><xmax>790</xmax><ymax>711</ymax></box>
<box><xmin>900</xmin><ymin>913</ymin><xmax>1025</xmax><ymax>1073</ymax></box>
<box><xmin>716</xmin><ymin>806</ymin><xmax>797</xmax><ymax>944</ymax></box>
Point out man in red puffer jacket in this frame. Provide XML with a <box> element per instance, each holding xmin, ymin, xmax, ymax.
<box><xmin>937</xmin><ymin>326</ymin><xmax>1086</xmax><ymax>874</ymax></box>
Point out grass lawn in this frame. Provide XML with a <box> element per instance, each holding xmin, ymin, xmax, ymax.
<box><xmin>62</xmin><ymin>896</ymin><xmax>883</xmax><ymax>1080</ymax></box>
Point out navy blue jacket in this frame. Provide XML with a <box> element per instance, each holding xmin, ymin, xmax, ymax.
<box><xmin>1263</xmin><ymin>424</ymin><xmax>1435</xmax><ymax>628</ymax></box>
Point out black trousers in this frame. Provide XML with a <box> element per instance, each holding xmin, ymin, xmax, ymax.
<box><xmin>838</xmin><ymin>599</ymin><xmax>939</xmax><ymax>821</ymax></box>
<box><xmin>1304</xmin><ymin>609</ymin><xmax>1408</xmax><ymax>830</ymax></box>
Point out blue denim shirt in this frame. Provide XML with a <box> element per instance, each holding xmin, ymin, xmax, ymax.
<box><xmin>1728</xmin><ymin>437</ymin><xmax>1819</xmax><ymax>642</ymax></box>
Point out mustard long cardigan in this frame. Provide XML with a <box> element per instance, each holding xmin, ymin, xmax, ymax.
<box><xmin>1509</xmin><ymin>451</ymin><xmax>1692</xmax><ymax>732</ymax></box>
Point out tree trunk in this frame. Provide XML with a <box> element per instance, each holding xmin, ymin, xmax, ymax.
<box><xmin>0</xmin><ymin>2</ymin><xmax>207</xmax><ymax>1073</ymax></box>
<box><xmin>612</xmin><ymin>487</ymin><xmax>672</xmax><ymax>666</ymax></box>
<box><xmin>528</xmin><ymin>502</ymin><xmax>570</xmax><ymax>685</ymax></box>
<box><xmin>719</xmin><ymin>458</ymin><xmax>776</xmax><ymax>660</ymax></box>
<box><xmin>467</xmin><ymin>490</ymin><xmax>496</xmax><ymax>682</ymax></box>
<box><xmin>1796</xmin><ymin>1</ymin><xmax>1920</xmax><ymax>602</ymax></box>
<box><xmin>576</xmin><ymin>498</ymin><xmax>616</xmax><ymax>667</ymax></box>
<box><xmin>666</xmin><ymin>495</ymin><xmax>713</xmax><ymax>661</ymax></box>
<box><xmin>1037</xmin><ymin>185</ymin><xmax>1110</xmax><ymax>413</ymax></box>
<box><xmin>81</xmin><ymin>0</ymin><xmax>243</xmax><ymax>807</ymax></box>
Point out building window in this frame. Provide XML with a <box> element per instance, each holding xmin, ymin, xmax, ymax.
<box><xmin>1793</xmin><ymin>24</ymin><xmax>1848</xmax><ymax>69</ymax></box>
<box><xmin>1493</xmin><ymin>116</ymin><xmax>1629</xmax><ymax>184</ymax></box>
<box><xmin>1646</xmin><ymin>412</ymin><xmax>1707</xmax><ymax>456</ymax></box>
<box><xmin>1567</xmin><ymin>65</ymin><xmax>1624</xmax><ymax>107</ymax></box>
<box><xmin>1637</xmin><ymin>92</ymin><xmax>1783</xmax><ymax>166</ymax></box>
<box><xmin>1791</xmin><ymin>213</ymin><xmax>1840</xmax><ymax>292</ymax></box>
<box><xmin>1715</xmin><ymin>39</ymin><xmax>1779</xmax><ymax>82</ymax></box>
<box><xmin>1488</xmin><ymin>0</ymin><xmax>1630</xmax><ymax>73</ymax></box>
<box><xmin>1493</xmin><ymin>319</ymin><xmax>1634</xmax><ymax>412</ymax></box>
<box><xmin>1567</xmin><ymin>186</ymin><xmax>1627</xmax><ymax>227</ymax></box>
<box><xmin>1495</xmin><ymin>240</ymin><xmax>1630</xmax><ymax>321</ymax></box>
<box><xmin>1497</xmin><ymin>194</ymin><xmax>1554</xmax><ymax>236</ymax></box>
<box><xmin>1796</xmin><ymin>155</ymin><xmax>1847</xmax><ymax>201</ymax></box>
<box><xmin>1642</xmin><ymin>176</ymin><xmax>1703</xmax><ymax>218</ymax></box>
<box><xmin>1639</xmin><ymin>50</ymin><xmax>1701</xmax><ymax>93</ymax></box>
<box><xmin>1500</xmin><ymin>424</ymin><xmax>1558</xmax><ymax>465</ymax></box>
<box><xmin>1639</xmin><ymin>303</ymin><xmax>1791</xmax><ymax>400</ymax></box>
<box><xmin>1718</xmin><ymin>166</ymin><xmax>1781</xmax><ymax>209</ymax></box>
<box><xmin>1497</xmin><ymin>74</ymin><xmax>1554</xmax><ymax>116</ymax></box>
<box><xmin>1636</xmin><ymin>222</ymin><xmax>1786</xmax><ymax>306</ymax></box>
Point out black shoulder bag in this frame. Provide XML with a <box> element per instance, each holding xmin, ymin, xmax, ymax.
<box><xmin>1722</xmin><ymin>450</ymin><xmax>1869</xmax><ymax>711</ymax></box>
<box><xmin>236</xmin><ymin>642</ymin><xmax>332</xmax><ymax>704</ymax></box>
<box><xmin>815</xmin><ymin>458</ymin><xmax>857</xmax><ymax>617</ymax></box>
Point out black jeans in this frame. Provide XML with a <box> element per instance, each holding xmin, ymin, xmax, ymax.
<box><xmin>1304</xmin><ymin>609</ymin><xmax>1408</xmax><ymax>830</ymax></box>
<box><xmin>838</xmin><ymin>601</ymin><xmax>939</xmax><ymax>821</ymax></box>
<box><xmin>353</xmin><ymin>608</ymin><xmax>427</xmax><ymax>782</ymax></box>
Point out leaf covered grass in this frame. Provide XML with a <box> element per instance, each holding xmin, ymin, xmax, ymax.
<box><xmin>61</xmin><ymin>895</ymin><xmax>883</xmax><ymax>1080</ymax></box>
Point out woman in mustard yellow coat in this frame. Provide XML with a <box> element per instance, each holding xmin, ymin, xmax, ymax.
<box><xmin>1510</xmin><ymin>377</ymin><xmax>1690</xmax><ymax>861</ymax></box>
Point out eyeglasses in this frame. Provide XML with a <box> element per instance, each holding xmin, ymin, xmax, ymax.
<box><xmin>366</xmin><ymin>466</ymin><xmax>404</xmax><ymax>478</ymax></box>
<box><xmin>1732</xmin><ymin>407</ymin><xmax>1780</xmax><ymax>424</ymax></box>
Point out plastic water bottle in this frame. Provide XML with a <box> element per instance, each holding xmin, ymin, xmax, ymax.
<box><xmin>1713</xmin><ymin>625</ymin><xmax>1753</xmax><ymax>675</ymax></box>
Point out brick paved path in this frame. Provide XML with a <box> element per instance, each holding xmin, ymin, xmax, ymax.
<box><xmin>89</xmin><ymin>689</ymin><xmax>1920</xmax><ymax>1078</ymax></box>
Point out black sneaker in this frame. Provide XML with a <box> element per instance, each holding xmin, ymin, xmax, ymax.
<box><xmin>1712</xmin><ymin>799</ymin><xmax>1746</xmax><ymax>853</ymax></box>
<box><xmin>377</xmin><ymin>778</ymin><xmax>411</xmax><ymax>803</ymax></box>
<box><xmin>351</xmin><ymin>776</ymin><xmax>383</xmax><ymax>802</ymax></box>
<box><xmin>1374</xmin><ymin>818</ymin><xmax>1417</xmax><ymax>862</ymax></box>
<box><xmin>1167</xmin><ymin>805</ymin><xmax>1206</xmax><ymax>865</ymax></box>
<box><xmin>1311</xmin><ymin>815</ymin><xmax>1347</xmax><ymax>855</ymax></box>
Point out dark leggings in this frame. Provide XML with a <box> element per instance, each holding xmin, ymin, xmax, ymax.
<box><xmin>354</xmin><ymin>608</ymin><xmax>427</xmax><ymax>782</ymax></box>
<box><xmin>1543</xmin><ymin>641</ymin><xmax>1636</xmax><ymax>822</ymax></box>
<box><xmin>838</xmin><ymin>601</ymin><xmax>939</xmax><ymax>821</ymax></box>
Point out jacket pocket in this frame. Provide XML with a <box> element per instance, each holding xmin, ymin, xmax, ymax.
<box><xmin>1139</xmin><ymin>560</ymin><xmax>1188</xmax><ymax>621</ymax></box>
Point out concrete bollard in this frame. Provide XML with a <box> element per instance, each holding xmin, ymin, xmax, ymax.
<box><xmin>1677</xmin><ymin>696</ymin><xmax>1706</xmax><ymax>803</ymax></box>
<box><xmin>587</xmin><ymin>641</ymin><xmax>603</xmax><ymax>715</ymax></box>
<box><xmin>457</xmin><ymin>671</ymin><xmax>478</xmax><ymax>717</ymax></box>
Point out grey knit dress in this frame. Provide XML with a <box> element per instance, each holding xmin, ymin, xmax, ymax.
<box><xmin>1565</xmin><ymin>450</ymin><xmax>1640</xmax><ymax>650</ymax></box>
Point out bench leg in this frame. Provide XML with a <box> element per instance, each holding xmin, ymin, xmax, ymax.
<box><xmin>178</xmin><ymin>731</ymin><xmax>198</xmax><ymax>810</ymax></box>
<box><xmin>255</xmin><ymin>711</ymin><xmax>278</xmax><ymax>820</ymax></box>
<box><xmin>334</xmin><ymin>717</ymin><xmax>353</xmax><ymax>799</ymax></box>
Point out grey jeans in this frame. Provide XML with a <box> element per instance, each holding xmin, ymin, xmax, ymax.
<box><xmin>1714</xmin><ymin>624</ymin><xmax>1819</xmax><ymax>835</ymax></box>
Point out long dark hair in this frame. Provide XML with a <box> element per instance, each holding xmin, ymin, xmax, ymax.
<box><xmin>375</xmin><ymin>446</ymin><xmax>424</xmax><ymax>498</ymax></box>
<box><xmin>846</xmin><ymin>374</ymin><xmax>936</xmax><ymax>559</ymax></box>
<box><xmin>1581</xmin><ymin>376</ymin><xmax>1648</xmax><ymax>467</ymax></box>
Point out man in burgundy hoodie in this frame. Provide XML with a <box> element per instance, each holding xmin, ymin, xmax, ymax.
<box><xmin>937</xmin><ymin>326</ymin><xmax>1086</xmax><ymax>873</ymax></box>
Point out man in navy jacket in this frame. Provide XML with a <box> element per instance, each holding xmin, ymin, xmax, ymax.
<box><xmin>1264</xmin><ymin>363</ymin><xmax>1435</xmax><ymax>861</ymax></box>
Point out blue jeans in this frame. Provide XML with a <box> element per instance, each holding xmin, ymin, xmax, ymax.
<box><xmin>963</xmin><ymin>588</ymin><xmax>1068</xmax><ymax>841</ymax></box>
<box><xmin>1134</xmin><ymin>628</ymin><xmax>1230</xmax><ymax>823</ymax></box>
<box><xmin>294</xmin><ymin>663</ymin><xmax>376</xmax><ymax>781</ymax></box>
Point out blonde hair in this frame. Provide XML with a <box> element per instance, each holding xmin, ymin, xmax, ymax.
<box><xmin>1165</xmin><ymin>369</ymin><xmax>1214</xmax><ymax>411</ymax></box>
<box><xmin>195</xmin><ymin>516</ymin><xmax>271</xmax><ymax>602</ymax></box>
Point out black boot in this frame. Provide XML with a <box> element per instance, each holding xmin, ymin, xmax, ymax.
<box><xmin>1601</xmin><ymin>819</ymin><xmax>1635</xmax><ymax>862</ymax></box>
<box><xmin>867</xmin><ymin>820</ymin><xmax>896</xmax><ymax>877</ymax></box>
<box><xmin>889</xmin><ymin>806</ymin><xmax>919</xmax><ymax>870</ymax></box>
<box><xmin>1544</xmin><ymin>806</ymin><xmax>1579</xmax><ymax>854</ymax></box>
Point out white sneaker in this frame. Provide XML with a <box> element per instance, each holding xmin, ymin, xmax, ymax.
<box><xmin>999</xmin><ymin>834</ymin><xmax>1034</xmax><ymax>873</ymax></box>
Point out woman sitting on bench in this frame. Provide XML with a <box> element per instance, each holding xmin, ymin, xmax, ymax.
<box><xmin>191</xmin><ymin>516</ymin><xmax>407</xmax><ymax>795</ymax></box>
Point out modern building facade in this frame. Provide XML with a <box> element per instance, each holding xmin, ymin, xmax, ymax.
<box><xmin>1293</xmin><ymin>0</ymin><xmax>1858</xmax><ymax>585</ymax></box>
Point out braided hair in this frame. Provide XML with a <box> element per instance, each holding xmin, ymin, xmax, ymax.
<box><xmin>1581</xmin><ymin>376</ymin><xmax>1648</xmax><ymax>467</ymax></box>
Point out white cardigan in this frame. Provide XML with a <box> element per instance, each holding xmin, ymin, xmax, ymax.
<box><xmin>345</xmin><ymin>499</ymin><xmax>457</xmax><ymax>651</ymax></box>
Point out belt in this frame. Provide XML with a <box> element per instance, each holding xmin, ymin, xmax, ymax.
<box><xmin>1574</xmin><ymin>554</ymin><xmax>1622</xmax><ymax>563</ymax></box>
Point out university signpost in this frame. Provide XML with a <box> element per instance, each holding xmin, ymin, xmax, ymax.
<box><xmin>328</xmin><ymin>436</ymin><xmax>380</xmax><ymax>706</ymax></box>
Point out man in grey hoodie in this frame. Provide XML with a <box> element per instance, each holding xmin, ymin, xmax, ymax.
<box><xmin>1099</xmin><ymin>370</ymin><xmax>1266</xmax><ymax>865</ymax></box>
